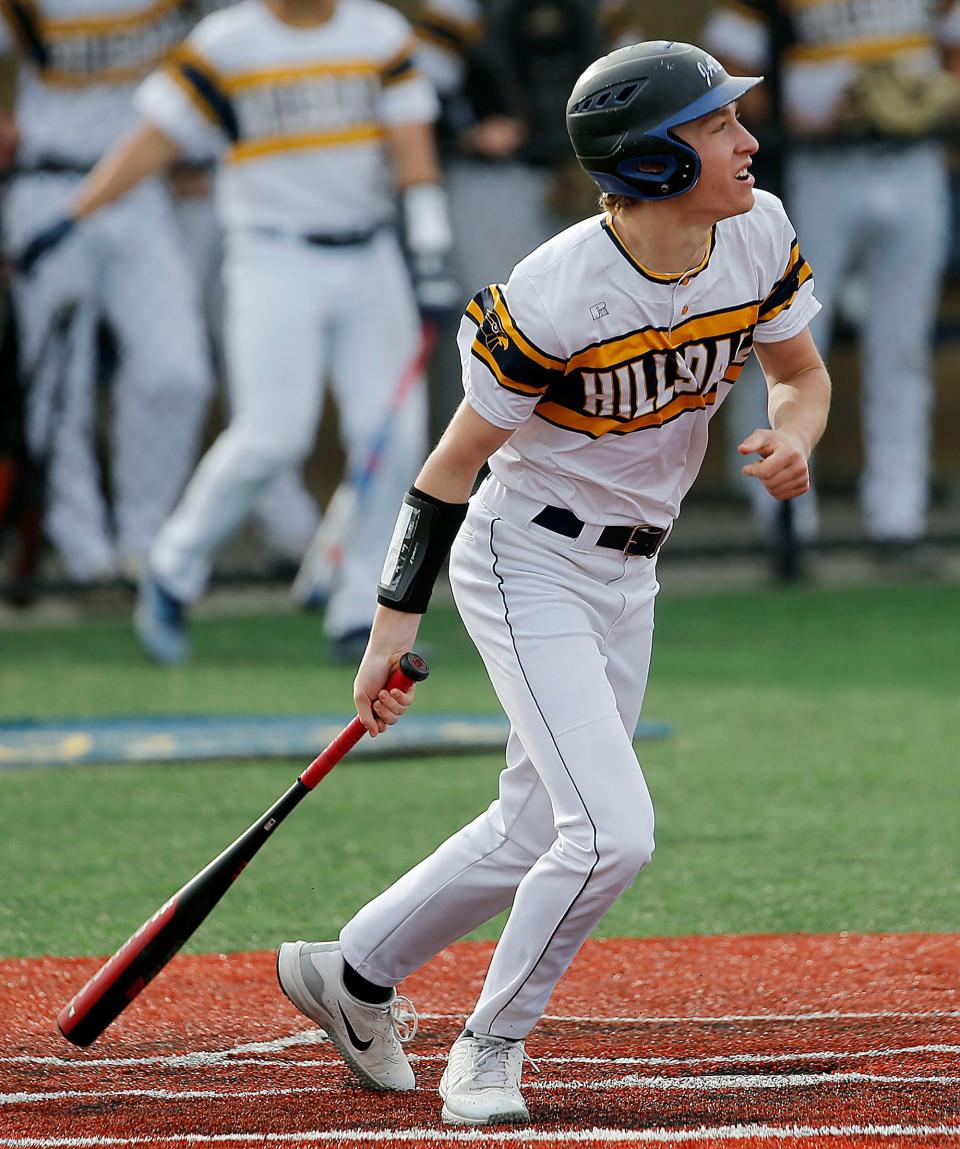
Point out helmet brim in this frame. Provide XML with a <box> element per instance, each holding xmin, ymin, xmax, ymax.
<box><xmin>653</xmin><ymin>74</ymin><xmax>763</xmax><ymax>133</ymax></box>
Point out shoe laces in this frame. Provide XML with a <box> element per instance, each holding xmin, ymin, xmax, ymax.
<box><xmin>469</xmin><ymin>1035</ymin><xmax>538</xmax><ymax>1087</ymax></box>
<box><xmin>389</xmin><ymin>995</ymin><xmax>419</xmax><ymax>1043</ymax></box>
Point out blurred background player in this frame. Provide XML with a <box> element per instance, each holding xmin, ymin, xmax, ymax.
<box><xmin>172</xmin><ymin>0</ymin><xmax>323</xmax><ymax>577</ymax></box>
<box><xmin>703</xmin><ymin>0</ymin><xmax>960</xmax><ymax>553</ymax></box>
<box><xmin>0</xmin><ymin>0</ymin><xmax>211</xmax><ymax>587</ymax></box>
<box><xmin>414</xmin><ymin>0</ymin><xmax>640</xmax><ymax>428</ymax></box>
<box><xmin>20</xmin><ymin>0</ymin><xmax>454</xmax><ymax>664</ymax></box>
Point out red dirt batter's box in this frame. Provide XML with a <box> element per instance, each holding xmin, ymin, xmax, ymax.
<box><xmin>1</xmin><ymin>934</ymin><xmax>959</xmax><ymax>1147</ymax></box>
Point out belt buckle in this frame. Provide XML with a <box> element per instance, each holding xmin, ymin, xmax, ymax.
<box><xmin>623</xmin><ymin>525</ymin><xmax>662</xmax><ymax>557</ymax></box>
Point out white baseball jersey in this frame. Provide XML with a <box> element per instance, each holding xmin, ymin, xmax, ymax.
<box><xmin>0</xmin><ymin>0</ymin><xmax>189</xmax><ymax>162</ymax></box>
<box><xmin>134</xmin><ymin>0</ymin><xmax>438</xmax><ymax>233</ymax></box>
<box><xmin>705</xmin><ymin>0</ymin><xmax>960</xmax><ymax>130</ymax></box>
<box><xmin>457</xmin><ymin>189</ymin><xmax>819</xmax><ymax>530</ymax></box>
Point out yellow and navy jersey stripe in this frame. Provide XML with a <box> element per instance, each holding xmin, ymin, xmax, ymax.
<box><xmin>163</xmin><ymin>43</ymin><xmax>421</xmax><ymax>161</ymax></box>
<box><xmin>414</xmin><ymin>7</ymin><xmax>482</xmax><ymax>59</ymax></box>
<box><xmin>2</xmin><ymin>0</ymin><xmax>186</xmax><ymax>85</ymax></box>
<box><xmin>163</xmin><ymin>43</ymin><xmax>239</xmax><ymax>140</ymax></box>
<box><xmin>721</xmin><ymin>0</ymin><xmax>938</xmax><ymax>64</ymax></box>
<box><xmin>466</xmin><ymin>285</ymin><xmax>567</xmax><ymax>398</ymax></box>
<box><xmin>758</xmin><ymin>239</ymin><xmax>813</xmax><ymax>325</ymax></box>
<box><xmin>0</xmin><ymin>0</ymin><xmax>48</xmax><ymax>67</ymax></box>
<box><xmin>565</xmin><ymin>301</ymin><xmax>759</xmax><ymax>373</ymax></box>
<box><xmin>380</xmin><ymin>39</ymin><xmax>420</xmax><ymax>87</ymax></box>
<box><xmin>466</xmin><ymin>285</ymin><xmax>762</xmax><ymax>440</ymax></box>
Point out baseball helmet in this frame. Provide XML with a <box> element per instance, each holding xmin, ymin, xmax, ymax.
<box><xmin>566</xmin><ymin>41</ymin><xmax>763</xmax><ymax>201</ymax></box>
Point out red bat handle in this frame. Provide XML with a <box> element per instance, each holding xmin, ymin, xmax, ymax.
<box><xmin>298</xmin><ymin>651</ymin><xmax>430</xmax><ymax>789</ymax></box>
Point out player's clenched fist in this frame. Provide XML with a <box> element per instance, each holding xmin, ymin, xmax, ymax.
<box><xmin>354</xmin><ymin>611</ymin><xmax>422</xmax><ymax>737</ymax></box>
<box><xmin>738</xmin><ymin>428</ymin><xmax>811</xmax><ymax>501</ymax></box>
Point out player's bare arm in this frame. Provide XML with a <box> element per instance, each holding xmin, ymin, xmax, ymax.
<box><xmin>16</xmin><ymin>121</ymin><xmax>182</xmax><ymax>273</ymax></box>
<box><xmin>740</xmin><ymin>328</ymin><xmax>831</xmax><ymax>501</ymax></box>
<box><xmin>385</xmin><ymin>119</ymin><xmax>458</xmax><ymax>324</ymax></box>
<box><xmin>354</xmin><ymin>402</ymin><xmax>513</xmax><ymax>736</ymax></box>
<box><xmin>385</xmin><ymin>120</ymin><xmax>443</xmax><ymax>189</ymax></box>
<box><xmin>70</xmin><ymin>122</ymin><xmax>181</xmax><ymax>221</ymax></box>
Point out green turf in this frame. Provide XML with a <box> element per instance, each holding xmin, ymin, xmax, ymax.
<box><xmin>2</xmin><ymin>582</ymin><xmax>958</xmax><ymax>957</ymax></box>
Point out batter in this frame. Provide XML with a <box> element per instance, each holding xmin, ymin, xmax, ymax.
<box><xmin>275</xmin><ymin>41</ymin><xmax>832</xmax><ymax>1126</ymax></box>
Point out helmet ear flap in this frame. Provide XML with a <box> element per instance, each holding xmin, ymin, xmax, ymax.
<box><xmin>600</xmin><ymin>133</ymin><xmax>701</xmax><ymax>201</ymax></box>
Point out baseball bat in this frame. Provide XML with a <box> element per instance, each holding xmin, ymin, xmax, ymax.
<box><xmin>56</xmin><ymin>651</ymin><xmax>430</xmax><ymax>1048</ymax></box>
<box><xmin>291</xmin><ymin>322</ymin><xmax>438</xmax><ymax>607</ymax></box>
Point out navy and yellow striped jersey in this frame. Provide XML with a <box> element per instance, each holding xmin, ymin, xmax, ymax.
<box><xmin>457</xmin><ymin>189</ymin><xmax>818</xmax><ymax>529</ymax></box>
<box><xmin>704</xmin><ymin>1</ymin><xmax>960</xmax><ymax>131</ymax></box>
<box><xmin>0</xmin><ymin>0</ymin><xmax>194</xmax><ymax>161</ymax></box>
<box><xmin>133</xmin><ymin>0</ymin><xmax>437</xmax><ymax>232</ymax></box>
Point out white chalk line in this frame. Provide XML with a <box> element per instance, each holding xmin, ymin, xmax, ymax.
<box><xmin>5</xmin><ymin>1070</ymin><xmax>960</xmax><ymax>1104</ymax></box>
<box><xmin>536</xmin><ymin>1010</ymin><xmax>960</xmax><ymax>1024</ymax></box>
<box><xmin>3</xmin><ymin>1043</ymin><xmax>959</xmax><ymax>1073</ymax></box>
<box><xmin>2</xmin><ymin>1122</ymin><xmax>960</xmax><ymax>1146</ymax></box>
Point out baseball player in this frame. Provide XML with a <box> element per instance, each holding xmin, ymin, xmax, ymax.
<box><xmin>170</xmin><ymin>0</ymin><xmax>323</xmax><ymax>579</ymax></box>
<box><xmin>0</xmin><ymin>0</ymin><xmax>211</xmax><ymax>585</ymax></box>
<box><xmin>275</xmin><ymin>41</ymin><xmax>831</xmax><ymax>1126</ymax></box>
<box><xmin>704</xmin><ymin>0</ymin><xmax>960</xmax><ymax>549</ymax></box>
<box><xmin>21</xmin><ymin>0</ymin><xmax>454</xmax><ymax>662</ymax></box>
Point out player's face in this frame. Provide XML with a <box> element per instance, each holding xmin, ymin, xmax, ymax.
<box><xmin>673</xmin><ymin>103</ymin><xmax>758</xmax><ymax>221</ymax></box>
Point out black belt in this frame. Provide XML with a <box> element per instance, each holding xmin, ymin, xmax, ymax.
<box><xmin>532</xmin><ymin>505</ymin><xmax>666</xmax><ymax>558</ymax></box>
<box><xmin>304</xmin><ymin>226</ymin><xmax>382</xmax><ymax>247</ymax></box>
<box><xmin>5</xmin><ymin>157</ymin><xmax>94</xmax><ymax>177</ymax></box>
<box><xmin>253</xmin><ymin>225</ymin><xmax>384</xmax><ymax>248</ymax></box>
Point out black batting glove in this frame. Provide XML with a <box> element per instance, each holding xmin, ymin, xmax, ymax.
<box><xmin>16</xmin><ymin>216</ymin><xmax>76</xmax><ymax>275</ymax></box>
<box><xmin>409</xmin><ymin>248</ymin><xmax>461</xmax><ymax>327</ymax></box>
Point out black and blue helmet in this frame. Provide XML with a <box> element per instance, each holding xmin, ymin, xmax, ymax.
<box><xmin>566</xmin><ymin>41</ymin><xmax>763</xmax><ymax>201</ymax></box>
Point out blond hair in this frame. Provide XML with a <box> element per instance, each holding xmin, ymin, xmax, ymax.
<box><xmin>600</xmin><ymin>192</ymin><xmax>639</xmax><ymax>216</ymax></box>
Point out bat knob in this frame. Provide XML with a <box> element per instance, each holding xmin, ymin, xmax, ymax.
<box><xmin>398</xmin><ymin>651</ymin><xmax>430</xmax><ymax>683</ymax></box>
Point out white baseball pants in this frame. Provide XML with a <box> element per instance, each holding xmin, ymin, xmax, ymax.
<box><xmin>4</xmin><ymin>176</ymin><xmax>210</xmax><ymax>580</ymax></box>
<box><xmin>340</xmin><ymin>476</ymin><xmax>658</xmax><ymax>1038</ymax></box>
<box><xmin>172</xmin><ymin>193</ymin><xmax>320</xmax><ymax>559</ymax></box>
<box><xmin>150</xmin><ymin>228</ymin><xmax>427</xmax><ymax>636</ymax></box>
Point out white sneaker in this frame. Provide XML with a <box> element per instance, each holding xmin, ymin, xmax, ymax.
<box><xmin>276</xmin><ymin>940</ymin><xmax>417</xmax><ymax>1091</ymax></box>
<box><xmin>439</xmin><ymin>1031</ymin><xmax>532</xmax><ymax>1125</ymax></box>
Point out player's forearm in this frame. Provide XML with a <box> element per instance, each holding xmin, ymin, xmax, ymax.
<box><xmin>414</xmin><ymin>400</ymin><xmax>514</xmax><ymax>503</ymax></box>
<box><xmin>385</xmin><ymin>120</ymin><xmax>442</xmax><ymax>189</ymax></box>
<box><xmin>767</xmin><ymin>364</ymin><xmax>831</xmax><ymax>457</ymax></box>
<box><xmin>70</xmin><ymin>122</ymin><xmax>181</xmax><ymax>221</ymax></box>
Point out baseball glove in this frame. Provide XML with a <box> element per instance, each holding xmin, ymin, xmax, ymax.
<box><xmin>840</xmin><ymin>61</ymin><xmax>960</xmax><ymax>138</ymax></box>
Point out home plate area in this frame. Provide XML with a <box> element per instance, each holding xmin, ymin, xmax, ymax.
<box><xmin>2</xmin><ymin>934</ymin><xmax>959</xmax><ymax>1148</ymax></box>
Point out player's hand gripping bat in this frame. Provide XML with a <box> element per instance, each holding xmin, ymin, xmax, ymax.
<box><xmin>56</xmin><ymin>652</ymin><xmax>430</xmax><ymax>1047</ymax></box>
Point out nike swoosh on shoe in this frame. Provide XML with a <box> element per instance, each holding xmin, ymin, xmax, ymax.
<box><xmin>339</xmin><ymin>1003</ymin><xmax>374</xmax><ymax>1052</ymax></box>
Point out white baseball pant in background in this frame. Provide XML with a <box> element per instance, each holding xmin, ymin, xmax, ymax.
<box><xmin>340</xmin><ymin>475</ymin><xmax>658</xmax><ymax>1038</ymax></box>
<box><xmin>4</xmin><ymin>175</ymin><xmax>210</xmax><ymax>580</ymax></box>
<box><xmin>173</xmin><ymin>190</ymin><xmax>321</xmax><ymax>561</ymax></box>
<box><xmin>150</xmin><ymin>228</ymin><xmax>427</xmax><ymax>639</ymax></box>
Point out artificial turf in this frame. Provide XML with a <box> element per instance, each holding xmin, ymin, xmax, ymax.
<box><xmin>1</xmin><ymin>582</ymin><xmax>958</xmax><ymax>956</ymax></box>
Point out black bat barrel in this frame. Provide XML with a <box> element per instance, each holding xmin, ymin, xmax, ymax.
<box><xmin>57</xmin><ymin>780</ymin><xmax>309</xmax><ymax>1046</ymax></box>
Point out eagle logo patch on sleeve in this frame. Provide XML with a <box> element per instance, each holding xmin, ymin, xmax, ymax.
<box><xmin>482</xmin><ymin>309</ymin><xmax>510</xmax><ymax>352</ymax></box>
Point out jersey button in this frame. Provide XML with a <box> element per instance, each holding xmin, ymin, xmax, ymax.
<box><xmin>681</xmin><ymin>277</ymin><xmax>690</xmax><ymax>286</ymax></box>
<box><xmin>681</xmin><ymin>305</ymin><xmax>689</xmax><ymax>315</ymax></box>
